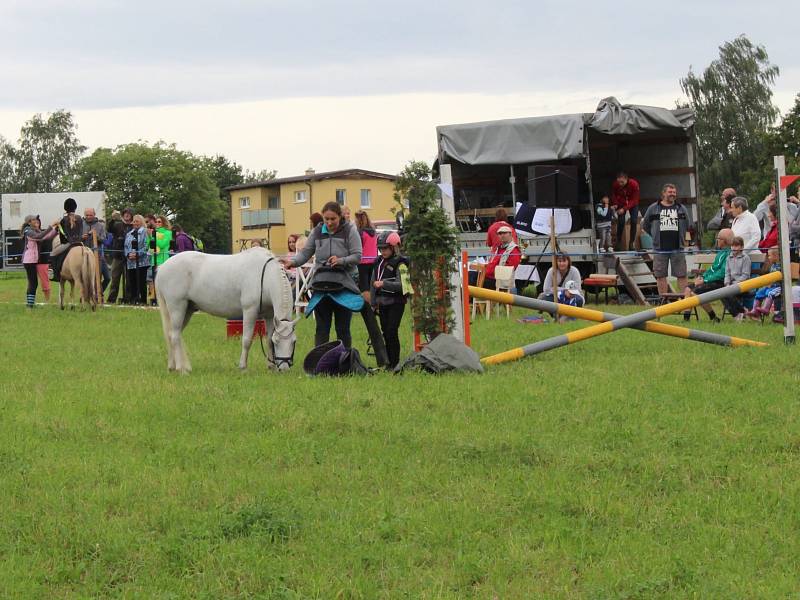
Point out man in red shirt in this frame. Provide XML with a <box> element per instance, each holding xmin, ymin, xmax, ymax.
<box><xmin>485</xmin><ymin>206</ymin><xmax>518</xmax><ymax>248</ymax></box>
<box><xmin>484</xmin><ymin>226</ymin><xmax>521</xmax><ymax>289</ymax></box>
<box><xmin>611</xmin><ymin>171</ymin><xmax>640</xmax><ymax>251</ymax></box>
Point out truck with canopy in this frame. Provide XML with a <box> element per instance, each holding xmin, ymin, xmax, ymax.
<box><xmin>436</xmin><ymin>97</ymin><xmax>701</xmax><ymax>279</ymax></box>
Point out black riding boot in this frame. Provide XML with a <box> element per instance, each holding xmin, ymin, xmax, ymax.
<box><xmin>51</xmin><ymin>255</ymin><xmax>63</xmax><ymax>281</ymax></box>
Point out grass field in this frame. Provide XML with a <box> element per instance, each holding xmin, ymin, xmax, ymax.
<box><xmin>1</xmin><ymin>272</ymin><xmax>799</xmax><ymax>598</ymax></box>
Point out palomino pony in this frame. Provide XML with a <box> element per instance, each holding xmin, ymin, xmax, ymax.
<box><xmin>51</xmin><ymin>237</ymin><xmax>98</xmax><ymax>311</ymax></box>
<box><xmin>155</xmin><ymin>247</ymin><xmax>298</xmax><ymax>374</ymax></box>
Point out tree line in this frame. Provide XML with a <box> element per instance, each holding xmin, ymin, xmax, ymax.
<box><xmin>0</xmin><ymin>118</ymin><xmax>275</xmax><ymax>253</ymax></box>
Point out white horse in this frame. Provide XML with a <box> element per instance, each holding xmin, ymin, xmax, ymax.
<box><xmin>155</xmin><ymin>248</ymin><xmax>298</xmax><ymax>373</ymax></box>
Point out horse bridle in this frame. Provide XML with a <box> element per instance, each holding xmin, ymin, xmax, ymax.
<box><xmin>259</xmin><ymin>257</ymin><xmax>296</xmax><ymax>368</ymax></box>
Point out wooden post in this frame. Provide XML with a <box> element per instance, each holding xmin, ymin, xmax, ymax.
<box><xmin>438</xmin><ymin>163</ymin><xmax>464</xmax><ymax>341</ymax></box>
<box><xmin>550</xmin><ymin>210</ymin><xmax>558</xmax><ymax>304</ymax></box>
<box><xmin>92</xmin><ymin>230</ymin><xmax>103</xmax><ymax>305</ymax></box>
<box><xmin>461</xmin><ymin>250</ymin><xmax>471</xmax><ymax>347</ymax></box>
<box><xmin>774</xmin><ymin>156</ymin><xmax>795</xmax><ymax>344</ymax></box>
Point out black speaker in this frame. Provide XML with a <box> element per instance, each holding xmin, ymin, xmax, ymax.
<box><xmin>527</xmin><ymin>165</ymin><xmax>579</xmax><ymax>207</ymax></box>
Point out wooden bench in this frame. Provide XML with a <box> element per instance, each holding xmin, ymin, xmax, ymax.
<box><xmin>582</xmin><ymin>274</ymin><xmax>618</xmax><ymax>304</ymax></box>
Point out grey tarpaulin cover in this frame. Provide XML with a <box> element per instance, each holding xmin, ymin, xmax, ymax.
<box><xmin>436</xmin><ymin>97</ymin><xmax>694</xmax><ymax>166</ymax></box>
<box><xmin>396</xmin><ymin>333</ymin><xmax>484</xmax><ymax>374</ymax></box>
<box><xmin>437</xmin><ymin>113</ymin><xmax>585</xmax><ymax>165</ymax></box>
<box><xmin>588</xmin><ymin>97</ymin><xmax>695</xmax><ymax>135</ymax></box>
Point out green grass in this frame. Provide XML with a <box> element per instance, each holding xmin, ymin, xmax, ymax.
<box><xmin>1</xmin><ymin>273</ymin><xmax>799</xmax><ymax>598</ymax></box>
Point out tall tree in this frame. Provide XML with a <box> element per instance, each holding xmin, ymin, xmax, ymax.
<box><xmin>12</xmin><ymin>110</ymin><xmax>87</xmax><ymax>192</ymax></box>
<box><xmin>0</xmin><ymin>136</ymin><xmax>17</xmax><ymax>193</ymax></box>
<box><xmin>394</xmin><ymin>160</ymin><xmax>459</xmax><ymax>340</ymax></box>
<box><xmin>68</xmin><ymin>142</ymin><xmax>226</xmax><ymax>251</ymax></box>
<box><xmin>680</xmin><ymin>35</ymin><xmax>779</xmax><ymax>195</ymax></box>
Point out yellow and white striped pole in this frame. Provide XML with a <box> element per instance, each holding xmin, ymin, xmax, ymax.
<box><xmin>480</xmin><ymin>271</ymin><xmax>781</xmax><ymax>365</ymax></box>
<box><xmin>468</xmin><ymin>286</ymin><xmax>766</xmax><ymax>349</ymax></box>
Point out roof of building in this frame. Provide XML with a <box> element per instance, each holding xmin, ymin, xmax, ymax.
<box><xmin>225</xmin><ymin>168</ymin><xmax>397</xmax><ymax>191</ymax></box>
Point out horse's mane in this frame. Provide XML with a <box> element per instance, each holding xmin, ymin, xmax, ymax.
<box><xmin>276</xmin><ymin>259</ymin><xmax>292</xmax><ymax>320</ymax></box>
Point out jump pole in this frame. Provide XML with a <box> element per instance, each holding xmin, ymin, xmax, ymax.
<box><xmin>469</xmin><ymin>286</ymin><xmax>766</xmax><ymax>349</ymax></box>
<box><xmin>481</xmin><ymin>271</ymin><xmax>782</xmax><ymax>365</ymax></box>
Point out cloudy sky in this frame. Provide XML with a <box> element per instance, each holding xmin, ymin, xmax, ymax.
<box><xmin>1</xmin><ymin>0</ymin><xmax>798</xmax><ymax>177</ymax></box>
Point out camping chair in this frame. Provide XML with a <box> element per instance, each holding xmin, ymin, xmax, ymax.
<box><xmin>493</xmin><ymin>265</ymin><xmax>515</xmax><ymax>318</ymax></box>
<box><xmin>471</xmin><ymin>264</ymin><xmax>491</xmax><ymax>320</ymax></box>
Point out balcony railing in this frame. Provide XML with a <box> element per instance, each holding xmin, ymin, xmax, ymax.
<box><xmin>242</xmin><ymin>208</ymin><xmax>284</xmax><ymax>227</ymax></box>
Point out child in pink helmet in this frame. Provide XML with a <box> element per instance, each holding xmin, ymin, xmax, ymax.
<box><xmin>370</xmin><ymin>231</ymin><xmax>411</xmax><ymax>368</ymax></box>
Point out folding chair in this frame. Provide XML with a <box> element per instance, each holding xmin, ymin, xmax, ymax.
<box><xmin>294</xmin><ymin>265</ymin><xmax>313</xmax><ymax>317</ymax></box>
<box><xmin>493</xmin><ymin>265</ymin><xmax>515</xmax><ymax>318</ymax></box>
<box><xmin>471</xmin><ymin>264</ymin><xmax>491</xmax><ymax>320</ymax></box>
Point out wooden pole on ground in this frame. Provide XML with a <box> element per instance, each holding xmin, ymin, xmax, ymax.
<box><xmin>480</xmin><ymin>271</ymin><xmax>781</xmax><ymax>365</ymax></box>
<box><xmin>469</xmin><ymin>285</ymin><xmax>766</xmax><ymax>349</ymax></box>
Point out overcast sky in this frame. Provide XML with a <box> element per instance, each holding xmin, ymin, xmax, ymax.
<box><xmin>1</xmin><ymin>0</ymin><xmax>798</xmax><ymax>176</ymax></box>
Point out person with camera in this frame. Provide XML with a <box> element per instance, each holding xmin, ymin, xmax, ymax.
<box><xmin>281</xmin><ymin>201</ymin><xmax>362</xmax><ymax>348</ymax></box>
<box><xmin>124</xmin><ymin>214</ymin><xmax>150</xmax><ymax>305</ymax></box>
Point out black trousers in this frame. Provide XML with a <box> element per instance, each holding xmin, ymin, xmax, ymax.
<box><xmin>722</xmin><ymin>295</ymin><xmax>746</xmax><ymax>317</ymax></box>
<box><xmin>313</xmin><ymin>296</ymin><xmax>353</xmax><ymax>348</ymax></box>
<box><xmin>127</xmin><ymin>266</ymin><xmax>148</xmax><ymax>305</ymax></box>
<box><xmin>378</xmin><ymin>302</ymin><xmax>406</xmax><ymax>367</ymax></box>
<box><xmin>24</xmin><ymin>263</ymin><xmax>38</xmax><ymax>296</ymax></box>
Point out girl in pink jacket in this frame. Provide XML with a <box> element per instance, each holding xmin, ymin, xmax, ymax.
<box><xmin>21</xmin><ymin>215</ymin><xmax>57</xmax><ymax>307</ymax></box>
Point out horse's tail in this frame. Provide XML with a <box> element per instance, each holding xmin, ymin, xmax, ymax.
<box><xmin>82</xmin><ymin>248</ymin><xmax>97</xmax><ymax>307</ymax></box>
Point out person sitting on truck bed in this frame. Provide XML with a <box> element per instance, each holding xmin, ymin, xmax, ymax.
<box><xmin>485</xmin><ymin>207</ymin><xmax>518</xmax><ymax>248</ymax></box>
<box><xmin>483</xmin><ymin>226</ymin><xmax>521</xmax><ymax>290</ymax></box>
<box><xmin>539</xmin><ymin>255</ymin><xmax>582</xmax><ymax>302</ymax></box>
<box><xmin>611</xmin><ymin>171</ymin><xmax>640</xmax><ymax>251</ymax></box>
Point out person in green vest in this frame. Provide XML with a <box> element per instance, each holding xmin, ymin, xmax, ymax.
<box><xmin>149</xmin><ymin>215</ymin><xmax>173</xmax><ymax>305</ymax></box>
<box><xmin>682</xmin><ymin>228</ymin><xmax>733</xmax><ymax>322</ymax></box>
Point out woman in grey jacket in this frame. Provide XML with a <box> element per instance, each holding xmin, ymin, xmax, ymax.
<box><xmin>283</xmin><ymin>201</ymin><xmax>363</xmax><ymax>347</ymax></box>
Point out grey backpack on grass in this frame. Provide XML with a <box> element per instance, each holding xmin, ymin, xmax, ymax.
<box><xmin>395</xmin><ymin>334</ymin><xmax>484</xmax><ymax>374</ymax></box>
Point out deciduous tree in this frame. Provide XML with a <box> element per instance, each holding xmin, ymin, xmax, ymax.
<box><xmin>69</xmin><ymin>142</ymin><xmax>225</xmax><ymax>250</ymax></box>
<box><xmin>0</xmin><ymin>110</ymin><xmax>86</xmax><ymax>193</ymax></box>
<box><xmin>680</xmin><ymin>35</ymin><xmax>779</xmax><ymax>195</ymax></box>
